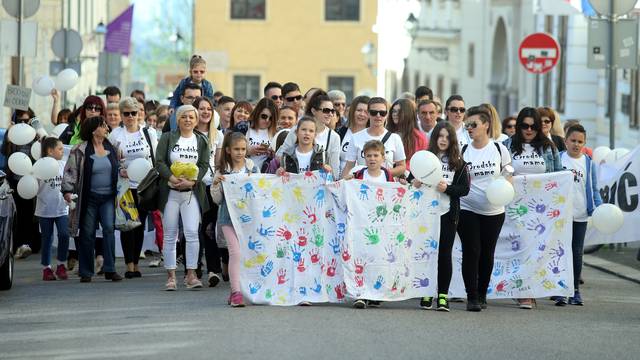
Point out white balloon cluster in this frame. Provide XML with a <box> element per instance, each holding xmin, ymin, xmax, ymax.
<box><xmin>31</xmin><ymin>68</ymin><xmax>79</xmax><ymax>96</ymax></box>
<box><xmin>410</xmin><ymin>150</ymin><xmax>443</xmax><ymax>186</ymax></box>
<box><xmin>592</xmin><ymin>146</ymin><xmax>630</xmax><ymax>165</ymax></box>
<box><xmin>7</xmin><ymin>150</ymin><xmax>59</xmax><ymax>199</ymax></box>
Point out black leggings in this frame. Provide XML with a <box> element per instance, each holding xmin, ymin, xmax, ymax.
<box><xmin>198</xmin><ymin>195</ymin><xmax>222</xmax><ymax>274</ymax></box>
<box><xmin>437</xmin><ymin>212</ymin><xmax>457</xmax><ymax>295</ymax></box>
<box><xmin>120</xmin><ymin>189</ymin><xmax>147</xmax><ymax>265</ymax></box>
<box><xmin>12</xmin><ymin>192</ymin><xmax>41</xmax><ymax>253</ymax></box>
<box><xmin>457</xmin><ymin>210</ymin><xmax>505</xmax><ymax>301</ymax></box>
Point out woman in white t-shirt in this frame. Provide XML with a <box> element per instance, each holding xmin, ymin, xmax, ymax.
<box><xmin>109</xmin><ymin>97</ymin><xmax>158</xmax><ymax>279</ymax></box>
<box><xmin>458</xmin><ymin>105</ymin><xmax>512</xmax><ymax>312</ymax></box>
<box><xmin>338</xmin><ymin>96</ymin><xmax>369</xmax><ymax>174</ymax></box>
<box><xmin>246</xmin><ymin>98</ymin><xmax>278</xmax><ymax>171</ymax></box>
<box><xmin>342</xmin><ymin>97</ymin><xmax>406</xmax><ymax>179</ymax></box>
<box><xmin>194</xmin><ymin>96</ymin><xmax>225</xmax><ymax>287</ymax></box>
<box><xmin>444</xmin><ymin>95</ymin><xmax>471</xmax><ymax>149</ymax></box>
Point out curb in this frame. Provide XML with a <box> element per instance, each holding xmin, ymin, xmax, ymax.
<box><xmin>583</xmin><ymin>256</ymin><xmax>640</xmax><ymax>286</ymax></box>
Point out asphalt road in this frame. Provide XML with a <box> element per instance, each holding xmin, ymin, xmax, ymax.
<box><xmin>1</xmin><ymin>256</ymin><xmax>639</xmax><ymax>360</ymax></box>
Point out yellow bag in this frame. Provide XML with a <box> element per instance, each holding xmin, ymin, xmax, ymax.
<box><xmin>170</xmin><ymin>162</ymin><xmax>198</xmax><ymax>181</ymax></box>
<box><xmin>115</xmin><ymin>178</ymin><xmax>141</xmax><ymax>231</ymax></box>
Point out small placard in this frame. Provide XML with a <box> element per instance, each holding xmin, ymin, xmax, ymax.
<box><xmin>3</xmin><ymin>85</ymin><xmax>31</xmax><ymax>111</ymax></box>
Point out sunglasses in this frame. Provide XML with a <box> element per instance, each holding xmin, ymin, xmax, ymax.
<box><xmin>334</xmin><ymin>102</ymin><xmax>346</xmax><ymax>107</ymax></box>
<box><xmin>447</xmin><ymin>107</ymin><xmax>466</xmax><ymax>113</ymax></box>
<box><xmin>319</xmin><ymin>108</ymin><xmax>336</xmax><ymax>114</ymax></box>
<box><xmin>368</xmin><ymin>110</ymin><xmax>388</xmax><ymax>117</ymax></box>
<box><xmin>123</xmin><ymin>111</ymin><xmax>138</xmax><ymax>117</ymax></box>
<box><xmin>270</xmin><ymin>95</ymin><xmax>283</xmax><ymax>101</ymax></box>
<box><xmin>285</xmin><ymin>95</ymin><xmax>302</xmax><ymax>102</ymax></box>
<box><xmin>505</xmin><ymin>124</ymin><xmax>515</xmax><ymax>129</ymax></box>
<box><xmin>260</xmin><ymin>113</ymin><xmax>272</xmax><ymax>120</ymax></box>
<box><xmin>519</xmin><ymin>123</ymin><xmax>539</xmax><ymax>131</ymax></box>
<box><xmin>465</xmin><ymin>122</ymin><xmax>479</xmax><ymax>129</ymax></box>
<box><xmin>542</xmin><ymin>119</ymin><xmax>553</xmax><ymax>124</ymax></box>
<box><xmin>86</xmin><ymin>105</ymin><xmax>102</xmax><ymax>112</ymax></box>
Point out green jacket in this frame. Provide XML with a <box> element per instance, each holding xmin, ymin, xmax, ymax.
<box><xmin>155</xmin><ymin>130</ymin><xmax>211</xmax><ymax>215</ymax></box>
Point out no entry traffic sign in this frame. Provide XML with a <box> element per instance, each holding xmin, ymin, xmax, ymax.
<box><xmin>519</xmin><ymin>33</ymin><xmax>560</xmax><ymax>74</ymax></box>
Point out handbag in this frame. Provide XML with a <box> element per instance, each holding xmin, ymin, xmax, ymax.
<box><xmin>137</xmin><ymin>127</ymin><xmax>160</xmax><ymax>211</ymax></box>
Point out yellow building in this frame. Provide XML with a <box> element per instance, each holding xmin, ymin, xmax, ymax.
<box><xmin>194</xmin><ymin>0</ymin><xmax>377</xmax><ymax>102</ymax></box>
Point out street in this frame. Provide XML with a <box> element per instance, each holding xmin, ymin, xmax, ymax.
<box><xmin>1</xmin><ymin>256</ymin><xmax>639</xmax><ymax>360</ymax></box>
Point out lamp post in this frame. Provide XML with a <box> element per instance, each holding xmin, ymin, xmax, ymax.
<box><xmin>405</xmin><ymin>13</ymin><xmax>419</xmax><ymax>40</ymax></box>
<box><xmin>361</xmin><ymin>42</ymin><xmax>376</xmax><ymax>76</ymax></box>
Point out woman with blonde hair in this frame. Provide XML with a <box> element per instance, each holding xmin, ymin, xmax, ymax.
<box><xmin>537</xmin><ymin>107</ymin><xmax>566</xmax><ymax>151</ymax></box>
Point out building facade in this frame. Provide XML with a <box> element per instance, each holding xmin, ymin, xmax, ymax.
<box><xmin>194</xmin><ymin>0</ymin><xmax>378</xmax><ymax>102</ymax></box>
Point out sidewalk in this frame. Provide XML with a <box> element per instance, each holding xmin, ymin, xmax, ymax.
<box><xmin>584</xmin><ymin>243</ymin><xmax>640</xmax><ymax>285</ymax></box>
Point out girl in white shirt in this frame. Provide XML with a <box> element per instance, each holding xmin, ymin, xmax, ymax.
<box><xmin>338</xmin><ymin>96</ymin><xmax>370</xmax><ymax>174</ymax></box>
<box><xmin>37</xmin><ymin>137</ymin><xmax>70</xmax><ymax>281</ymax></box>
<box><xmin>246</xmin><ymin>98</ymin><xmax>278</xmax><ymax>171</ymax></box>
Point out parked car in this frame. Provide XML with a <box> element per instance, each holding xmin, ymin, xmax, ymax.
<box><xmin>0</xmin><ymin>170</ymin><xmax>16</xmax><ymax>290</ymax></box>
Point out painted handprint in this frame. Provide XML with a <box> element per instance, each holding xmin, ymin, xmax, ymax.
<box><xmin>558</xmin><ymin>280</ymin><xmax>569</xmax><ymax>289</ymax></box>
<box><xmin>495</xmin><ymin>280</ymin><xmax>508</xmax><ymax>293</ymax></box>
<box><xmin>271</xmin><ymin>188</ymin><xmax>283</xmax><ymax>204</ymax></box>
<box><xmin>492</xmin><ymin>262</ymin><xmax>504</xmax><ymax>277</ymax></box>
<box><xmin>290</xmin><ymin>244</ymin><xmax>304</xmax><ymax>262</ymax></box>
<box><xmin>309</xmin><ymin>248</ymin><xmax>320</xmax><ymax>264</ymax></box>
<box><xmin>359</xmin><ymin>183</ymin><xmax>370</xmax><ymax>200</ymax></box>
<box><xmin>414</xmin><ymin>248</ymin><xmax>429</xmax><ymax>261</ymax></box>
<box><xmin>297</xmin><ymin>258</ymin><xmax>306</xmax><ymax>272</ymax></box>
<box><xmin>528</xmin><ymin>198</ymin><xmax>547</xmax><ymax>214</ymax></box>
<box><xmin>299</xmin><ymin>287</ymin><xmax>307</xmax><ymax>296</ymax></box>
<box><xmin>385</xmin><ymin>244</ymin><xmax>397</xmax><ymax>263</ymax></box>
<box><xmin>354</xmin><ymin>258</ymin><xmax>366</xmax><ymax>274</ymax></box>
<box><xmin>277</xmin><ymin>268</ymin><xmax>288</xmax><ymax>284</ymax></box>
<box><xmin>526</xmin><ymin>218</ymin><xmax>546</xmax><ymax>235</ymax></box>
<box><xmin>426</xmin><ymin>237</ymin><xmax>438</xmax><ymax>250</ymax></box>
<box><xmin>341</xmin><ymin>246</ymin><xmax>351</xmax><ymax>261</ymax></box>
<box><xmin>242</xmin><ymin>182</ymin><xmax>255</xmax><ymax>199</ymax></box>
<box><xmin>326</xmin><ymin>258</ymin><xmax>337</xmax><ymax>277</ymax></box>
<box><xmin>546</xmin><ymin>209</ymin><xmax>560</xmax><ymax>219</ymax></box>
<box><xmin>393</xmin><ymin>231</ymin><xmax>407</xmax><ymax>244</ymax></box>
<box><xmin>311</xmin><ymin>278</ymin><xmax>322</xmax><ymax>293</ymax></box>
<box><xmin>552</xmin><ymin>194</ymin><xmax>566</xmax><ymax>205</ymax></box>
<box><xmin>549</xmin><ymin>245</ymin><xmax>565</xmax><ymax>260</ymax></box>
<box><xmin>296</xmin><ymin>227</ymin><xmax>308</xmax><ymax>246</ymax></box>
<box><xmin>239</xmin><ymin>214</ymin><xmax>252</xmax><ymax>223</ymax></box>
<box><xmin>329</xmin><ymin>236</ymin><xmax>341</xmax><ymax>255</ymax></box>
<box><xmin>260</xmin><ymin>260</ymin><xmax>274</xmax><ymax>277</ymax></box>
<box><xmin>507</xmin><ymin>203</ymin><xmax>528</xmax><ymax>218</ymax></box>
<box><xmin>247</xmin><ymin>236</ymin><xmax>264</xmax><ymax>251</ymax></box>
<box><xmin>430</xmin><ymin>199</ymin><xmax>439</xmax><ymax>208</ymax></box>
<box><xmin>276</xmin><ymin>244</ymin><xmax>286</xmax><ymax>258</ymax></box>
<box><xmin>303</xmin><ymin>170</ymin><xmax>317</xmax><ymax>182</ymax></box>
<box><xmin>257</xmin><ymin>224</ymin><xmax>275</xmax><ymax>238</ymax></box>
<box><xmin>249</xmin><ymin>282</ymin><xmax>262</xmax><ymax>294</ymax></box>
<box><xmin>314</xmin><ymin>188</ymin><xmax>325</xmax><ymax>207</ymax></box>
<box><xmin>545</xmin><ymin>181</ymin><xmax>559</xmax><ymax>191</ymax></box>
<box><xmin>548</xmin><ymin>258</ymin><xmax>564</xmax><ymax>274</ymax></box>
<box><xmin>542</xmin><ymin>280</ymin><xmax>555</xmax><ymax>290</ymax></box>
<box><xmin>234</xmin><ymin>199</ymin><xmax>247</xmax><ymax>210</ymax></box>
<box><xmin>336</xmin><ymin>222</ymin><xmax>346</xmax><ymax>236</ymax></box>
<box><xmin>376</xmin><ymin>187</ymin><xmax>385</xmax><ymax>202</ymax></box>
<box><xmin>279</xmin><ymin>171</ymin><xmax>290</xmax><ymax>184</ymax></box>
<box><xmin>391</xmin><ymin>204</ymin><xmax>405</xmax><ymax>220</ymax></box>
<box><xmin>334</xmin><ymin>282</ymin><xmax>346</xmax><ymax>300</ymax></box>
<box><xmin>292</xmin><ymin>186</ymin><xmax>304</xmax><ymax>203</ymax></box>
<box><xmin>262</xmin><ymin>205</ymin><xmax>277</xmax><ymax>218</ymax></box>
<box><xmin>373</xmin><ymin>275</ymin><xmax>385</xmax><ymax>290</ymax></box>
<box><xmin>507</xmin><ymin>233</ymin><xmax>520</xmax><ymax>251</ymax></box>
<box><xmin>276</xmin><ymin>225</ymin><xmax>292</xmax><ymax>241</ymax></box>
<box><xmin>410</xmin><ymin>189</ymin><xmax>423</xmax><ymax>203</ymax></box>
<box><xmin>311</xmin><ymin>224</ymin><xmax>324</xmax><ymax>247</ymax></box>
<box><xmin>392</xmin><ymin>187</ymin><xmax>407</xmax><ymax>203</ymax></box>
<box><xmin>265</xmin><ymin>289</ymin><xmax>274</xmax><ymax>300</ymax></box>
<box><xmin>510</xmin><ymin>259</ymin><xmax>521</xmax><ymax>273</ymax></box>
<box><xmin>510</xmin><ymin>275</ymin><xmax>524</xmax><ymax>289</ymax></box>
<box><xmin>412</xmin><ymin>276</ymin><xmax>429</xmax><ymax>288</ymax></box>
<box><xmin>368</xmin><ymin>204</ymin><xmax>388</xmax><ymax>223</ymax></box>
<box><xmin>355</xmin><ymin>275</ymin><xmax>365</xmax><ymax>287</ymax></box>
<box><xmin>364</xmin><ymin>227</ymin><xmax>381</xmax><ymax>245</ymax></box>
<box><xmin>302</xmin><ymin>206</ymin><xmax>317</xmax><ymax>224</ymax></box>
<box><xmin>283</xmin><ymin>212</ymin><xmax>299</xmax><ymax>224</ymax></box>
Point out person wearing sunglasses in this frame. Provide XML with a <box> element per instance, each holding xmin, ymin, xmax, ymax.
<box><xmin>109</xmin><ymin>97</ymin><xmax>158</xmax><ymax>279</ymax></box>
<box><xmin>444</xmin><ymin>95</ymin><xmax>471</xmax><ymax>148</ymax></box>
<box><xmin>458</xmin><ymin>106</ymin><xmax>512</xmax><ymax>312</ymax></box>
<box><xmin>386</xmin><ymin>98</ymin><xmax>428</xmax><ymax>175</ymax></box>
<box><xmin>328</xmin><ymin>89</ymin><xmax>348</xmax><ymax>131</ymax></box>
<box><xmin>64</xmin><ymin>96</ymin><xmax>106</xmax><ymax>145</ymax></box>
<box><xmin>282</xmin><ymin>82</ymin><xmax>303</xmax><ymax>116</ymax></box>
<box><xmin>502</xmin><ymin>116</ymin><xmax>517</xmax><ymax>138</ymax></box>
<box><xmin>537</xmin><ymin>107</ymin><xmax>566</xmax><ymax>152</ymax></box>
<box><xmin>264</xmin><ymin>82</ymin><xmax>283</xmax><ymax>108</ymax></box>
<box><xmin>338</xmin><ymin>95</ymin><xmax>370</xmax><ymax>174</ymax></box>
<box><xmin>502</xmin><ymin>107</ymin><xmax>562</xmax><ymax>309</ymax></box>
<box><xmin>276</xmin><ymin>90</ymin><xmax>341</xmax><ymax>179</ymax></box>
<box><xmin>342</xmin><ymin>97</ymin><xmax>406</xmax><ymax>179</ymax></box>
<box><xmin>247</xmin><ymin>98</ymin><xmax>279</xmax><ymax>170</ymax></box>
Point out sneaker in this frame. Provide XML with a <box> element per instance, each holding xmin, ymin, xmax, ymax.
<box><xmin>479</xmin><ymin>294</ymin><xmax>488</xmax><ymax>309</ymax></box>
<box><xmin>133</xmin><ymin>271</ymin><xmax>142</xmax><ymax>278</ymax></box>
<box><xmin>367</xmin><ymin>300</ymin><xmax>382</xmax><ymax>308</ymax></box>
<box><xmin>208</xmin><ymin>272</ymin><xmax>221</xmax><ymax>288</ymax></box>
<box><xmin>67</xmin><ymin>258</ymin><xmax>77</xmax><ymax>271</ymax></box>
<box><xmin>43</xmin><ymin>267</ymin><xmax>56</xmax><ymax>281</ymax></box>
<box><xmin>125</xmin><ymin>271</ymin><xmax>135</xmax><ymax>279</ymax></box>
<box><xmin>299</xmin><ymin>301</ymin><xmax>312</xmax><ymax>306</ymax></box>
<box><xmin>353</xmin><ymin>299</ymin><xmax>367</xmax><ymax>309</ymax></box>
<box><xmin>436</xmin><ymin>295</ymin><xmax>450</xmax><ymax>312</ymax></box>
<box><xmin>229</xmin><ymin>291</ymin><xmax>245</xmax><ymax>307</ymax></box>
<box><xmin>552</xmin><ymin>296</ymin><xmax>567</xmax><ymax>306</ymax></box>
<box><xmin>55</xmin><ymin>264</ymin><xmax>68</xmax><ymax>280</ymax></box>
<box><xmin>466</xmin><ymin>300</ymin><xmax>482</xmax><ymax>312</ymax></box>
<box><xmin>139</xmin><ymin>250</ymin><xmax>146</xmax><ymax>259</ymax></box>
<box><xmin>420</xmin><ymin>297</ymin><xmax>433</xmax><ymax>310</ymax></box>
<box><xmin>568</xmin><ymin>290</ymin><xmax>584</xmax><ymax>306</ymax></box>
<box><xmin>517</xmin><ymin>298</ymin><xmax>533</xmax><ymax>309</ymax></box>
<box><xmin>149</xmin><ymin>258</ymin><xmax>163</xmax><ymax>268</ymax></box>
<box><xmin>450</xmin><ymin>297</ymin><xmax>464</xmax><ymax>303</ymax></box>
<box><xmin>16</xmin><ymin>245</ymin><xmax>32</xmax><ymax>259</ymax></box>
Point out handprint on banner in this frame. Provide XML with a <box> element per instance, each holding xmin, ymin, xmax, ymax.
<box><xmin>354</xmin><ymin>275</ymin><xmax>365</xmax><ymax>287</ymax></box>
<box><xmin>546</xmin><ymin>208</ymin><xmax>560</xmax><ymax>219</ymax></box>
<box><xmin>242</xmin><ymin>182</ymin><xmax>256</xmax><ymax>199</ymax></box>
<box><xmin>324</xmin><ymin>209</ymin><xmax>335</xmax><ymax>223</ymax></box>
<box><xmin>414</xmin><ymin>247</ymin><xmax>430</xmax><ymax>261</ymax></box>
<box><xmin>430</xmin><ymin>199</ymin><xmax>439</xmax><ymax>208</ymax></box>
<box><xmin>495</xmin><ymin>280</ymin><xmax>508</xmax><ymax>293</ymax></box>
<box><xmin>326</xmin><ymin>258</ymin><xmax>337</xmax><ymax>277</ymax></box>
<box><xmin>303</xmin><ymin>170</ymin><xmax>317</xmax><ymax>182</ymax></box>
<box><xmin>312</xmin><ymin>278</ymin><xmax>322</xmax><ymax>293</ymax></box>
<box><xmin>292</xmin><ymin>186</ymin><xmax>304</xmax><ymax>203</ymax></box>
<box><xmin>373</xmin><ymin>275</ymin><xmax>385</xmax><ymax>290</ymax></box>
<box><xmin>239</xmin><ymin>214</ymin><xmax>252</xmax><ymax>224</ymax></box>
<box><xmin>314</xmin><ymin>188</ymin><xmax>325</xmax><ymax>207</ymax></box>
<box><xmin>492</xmin><ymin>262</ymin><xmax>504</xmax><ymax>277</ymax></box>
<box><xmin>265</xmin><ymin>289</ymin><xmax>274</xmax><ymax>300</ymax></box>
<box><xmin>527</xmin><ymin>198</ymin><xmax>547</xmax><ymax>214</ymax></box>
<box><xmin>538</xmin><ymin>242</ymin><xmax>546</xmax><ymax>251</ymax></box>
<box><xmin>545</xmin><ymin>181</ymin><xmax>559</xmax><ymax>191</ymax></box>
<box><xmin>249</xmin><ymin>282</ymin><xmax>262</xmax><ymax>294</ymax></box>
<box><xmin>549</xmin><ymin>245</ymin><xmax>565</xmax><ymax>260</ymax></box>
<box><xmin>257</xmin><ymin>224</ymin><xmax>275</xmax><ymax>238</ymax></box>
<box><xmin>552</xmin><ymin>194</ymin><xmax>566</xmax><ymax>206</ymax></box>
<box><xmin>412</xmin><ymin>275</ymin><xmax>429</xmax><ymax>288</ymax></box>
<box><xmin>553</xmin><ymin>218</ymin><xmax>567</xmax><ymax>232</ymax></box>
<box><xmin>364</xmin><ymin>228</ymin><xmax>381</xmax><ymax>245</ymax></box>
<box><xmin>510</xmin><ymin>259</ymin><xmax>521</xmax><ymax>274</ymax></box>
<box><xmin>526</xmin><ymin>218</ymin><xmax>546</xmax><ymax>235</ymax></box>
<box><xmin>271</xmin><ymin>188</ymin><xmax>283</xmax><ymax>204</ymax></box>
<box><xmin>276</xmin><ymin>244</ymin><xmax>287</xmax><ymax>259</ymax></box>
<box><xmin>290</xmin><ymin>244</ymin><xmax>304</xmax><ymax>262</ymax></box>
<box><xmin>510</xmin><ymin>275</ymin><xmax>524</xmax><ymax>289</ymax></box>
<box><xmin>296</xmin><ymin>227</ymin><xmax>308</xmax><ymax>247</ymax></box>
<box><xmin>297</xmin><ymin>258</ymin><xmax>306</xmax><ymax>272</ymax></box>
<box><xmin>354</xmin><ymin>258</ymin><xmax>367</xmax><ymax>274</ymax></box>
<box><xmin>359</xmin><ymin>183</ymin><xmax>370</xmax><ymax>200</ymax></box>
<box><xmin>328</xmin><ymin>237</ymin><xmax>341</xmax><ymax>255</ymax></box>
<box><xmin>279</xmin><ymin>171</ymin><xmax>290</xmax><ymax>184</ymax></box>
<box><xmin>299</xmin><ymin>287</ymin><xmax>307</xmax><ymax>296</ymax></box>
<box><xmin>393</xmin><ymin>187</ymin><xmax>407</xmax><ymax>203</ymax></box>
<box><xmin>260</xmin><ymin>260</ymin><xmax>274</xmax><ymax>277</ymax></box>
<box><xmin>341</xmin><ymin>246</ymin><xmax>351</xmax><ymax>262</ymax></box>
<box><xmin>410</xmin><ymin>189</ymin><xmax>423</xmax><ymax>203</ymax></box>
<box><xmin>507</xmin><ymin>203</ymin><xmax>528</xmax><ymax>218</ymax></box>
<box><xmin>542</xmin><ymin>280</ymin><xmax>555</xmax><ymax>290</ymax></box>
<box><xmin>257</xmin><ymin>177</ymin><xmax>271</xmax><ymax>190</ymax></box>
<box><xmin>311</xmin><ymin>224</ymin><xmax>324</xmax><ymax>247</ymax></box>
<box><xmin>376</xmin><ymin>188</ymin><xmax>385</xmax><ymax>202</ymax></box>
<box><xmin>392</xmin><ymin>230</ymin><xmax>407</xmax><ymax>245</ymax></box>
<box><xmin>283</xmin><ymin>212</ymin><xmax>299</xmax><ymax>224</ymax></box>
<box><xmin>558</xmin><ymin>280</ymin><xmax>569</xmax><ymax>289</ymax></box>
<box><xmin>334</xmin><ymin>282</ymin><xmax>346</xmax><ymax>300</ymax></box>
<box><xmin>426</xmin><ymin>237</ymin><xmax>438</xmax><ymax>250</ymax></box>
<box><xmin>277</xmin><ymin>268</ymin><xmax>288</xmax><ymax>284</ymax></box>
<box><xmin>507</xmin><ymin>233</ymin><xmax>520</xmax><ymax>251</ymax></box>
<box><xmin>262</xmin><ymin>205</ymin><xmax>277</xmax><ymax>218</ymax></box>
<box><xmin>336</xmin><ymin>222</ymin><xmax>346</xmax><ymax>236</ymax></box>
<box><xmin>391</xmin><ymin>274</ymin><xmax>400</xmax><ymax>292</ymax></box>
<box><xmin>276</xmin><ymin>226</ymin><xmax>292</xmax><ymax>241</ymax></box>
<box><xmin>385</xmin><ymin>244</ymin><xmax>397</xmax><ymax>263</ymax></box>
<box><xmin>309</xmin><ymin>248</ymin><xmax>320</xmax><ymax>263</ymax></box>
<box><xmin>391</xmin><ymin>204</ymin><xmax>406</xmax><ymax>221</ymax></box>
<box><xmin>235</xmin><ymin>199</ymin><xmax>247</xmax><ymax>210</ymax></box>
<box><xmin>532</xmin><ymin>180</ymin><xmax>542</xmax><ymax>189</ymax></box>
<box><xmin>303</xmin><ymin>206</ymin><xmax>318</xmax><ymax>224</ymax></box>
<box><xmin>368</xmin><ymin>204</ymin><xmax>388</xmax><ymax>223</ymax></box>
<box><xmin>535</xmin><ymin>268</ymin><xmax>547</xmax><ymax>279</ymax></box>
<box><xmin>247</xmin><ymin>236</ymin><xmax>264</xmax><ymax>251</ymax></box>
<box><xmin>244</xmin><ymin>253</ymin><xmax>267</xmax><ymax>268</ymax></box>
<box><xmin>548</xmin><ymin>258</ymin><xmax>564</xmax><ymax>274</ymax></box>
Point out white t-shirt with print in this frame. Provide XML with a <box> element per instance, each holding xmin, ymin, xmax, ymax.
<box><xmin>247</xmin><ymin>128</ymin><xmax>271</xmax><ymax>170</ymax></box>
<box><xmin>438</xmin><ymin>155</ymin><xmax>456</xmax><ymax>214</ymax></box>
<box><xmin>295</xmin><ymin>147</ymin><xmax>313</xmax><ymax>173</ymax></box>
<box><xmin>35</xmin><ymin>160</ymin><xmax>68</xmax><ymax>218</ymax></box>
<box><xmin>170</xmin><ymin>134</ymin><xmax>199</xmax><ymax>164</ymax></box>
<box><xmin>340</xmin><ymin>128</ymin><xmax>354</xmax><ymax>174</ymax></box>
<box><xmin>202</xmin><ymin>129</ymin><xmax>224</xmax><ymax>186</ymax></box>
<box><xmin>512</xmin><ymin>143</ymin><xmax>546</xmax><ymax>175</ymax></box>
<box><xmin>363</xmin><ymin>169</ymin><xmax>388</xmax><ymax>183</ymax></box>
<box><xmin>460</xmin><ymin>141</ymin><xmax>511</xmax><ymax>215</ymax></box>
<box><xmin>562</xmin><ymin>152</ymin><xmax>588</xmax><ymax>221</ymax></box>
<box><xmin>345</xmin><ymin>129</ymin><xmax>406</xmax><ymax>171</ymax></box>
<box><xmin>109</xmin><ymin>127</ymin><xmax>155</xmax><ymax>189</ymax></box>
<box><xmin>456</xmin><ymin>125</ymin><xmax>471</xmax><ymax>149</ymax></box>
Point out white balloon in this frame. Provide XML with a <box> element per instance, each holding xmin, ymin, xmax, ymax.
<box><xmin>32</xmin><ymin>75</ymin><xmax>55</xmax><ymax>96</ymax></box>
<box><xmin>8</xmin><ymin>152</ymin><xmax>33</xmax><ymax>176</ymax></box>
<box><xmin>410</xmin><ymin>150</ymin><xmax>443</xmax><ymax>186</ymax></box>
<box><xmin>592</xmin><ymin>146</ymin><xmax>611</xmax><ymax>165</ymax></box>
<box><xmin>50</xmin><ymin>123</ymin><xmax>69</xmax><ymax>138</ymax></box>
<box><xmin>32</xmin><ymin>157</ymin><xmax>59</xmax><ymax>180</ymax></box>
<box><xmin>485</xmin><ymin>177</ymin><xmax>515</xmax><ymax>206</ymax></box>
<box><xmin>17</xmin><ymin>175</ymin><xmax>39</xmax><ymax>199</ymax></box>
<box><xmin>30</xmin><ymin>141</ymin><xmax>41</xmax><ymax>160</ymax></box>
<box><xmin>592</xmin><ymin>203</ymin><xmax>624</xmax><ymax>234</ymax></box>
<box><xmin>213</xmin><ymin>110</ymin><xmax>220</xmax><ymax>130</ymax></box>
<box><xmin>55</xmin><ymin>68</ymin><xmax>79</xmax><ymax>91</ymax></box>
<box><xmin>127</xmin><ymin>158</ymin><xmax>153</xmax><ymax>183</ymax></box>
<box><xmin>603</xmin><ymin>148</ymin><xmax>630</xmax><ymax>164</ymax></box>
<box><xmin>8</xmin><ymin>123</ymin><xmax>36</xmax><ymax>145</ymax></box>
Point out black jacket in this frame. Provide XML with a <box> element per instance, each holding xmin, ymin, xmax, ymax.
<box><xmin>551</xmin><ymin>134</ymin><xmax>566</xmax><ymax>152</ymax></box>
<box><xmin>443</xmin><ymin>162</ymin><xmax>470</xmax><ymax>224</ymax></box>
<box><xmin>282</xmin><ymin>145</ymin><xmax>325</xmax><ymax>174</ymax></box>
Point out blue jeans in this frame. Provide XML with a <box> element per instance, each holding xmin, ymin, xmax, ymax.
<box><xmin>39</xmin><ymin>216</ymin><xmax>69</xmax><ymax>267</ymax></box>
<box><xmin>78</xmin><ymin>192</ymin><xmax>116</xmax><ymax>278</ymax></box>
<box><xmin>572</xmin><ymin>221</ymin><xmax>588</xmax><ymax>291</ymax></box>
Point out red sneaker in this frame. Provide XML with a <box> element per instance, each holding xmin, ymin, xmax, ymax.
<box><xmin>43</xmin><ymin>268</ymin><xmax>57</xmax><ymax>281</ymax></box>
<box><xmin>55</xmin><ymin>264</ymin><xmax>68</xmax><ymax>280</ymax></box>
<box><xmin>229</xmin><ymin>291</ymin><xmax>245</xmax><ymax>307</ymax></box>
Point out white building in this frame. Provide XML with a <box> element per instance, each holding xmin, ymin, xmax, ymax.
<box><xmin>405</xmin><ymin>0</ymin><xmax>640</xmax><ymax>148</ymax></box>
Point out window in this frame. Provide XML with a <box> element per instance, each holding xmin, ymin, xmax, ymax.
<box><xmin>233</xmin><ymin>75</ymin><xmax>260</xmax><ymax>102</ymax></box>
<box><xmin>468</xmin><ymin>43</ymin><xmax>475</xmax><ymax>77</ymax></box>
<box><xmin>555</xmin><ymin>16</ymin><xmax>568</xmax><ymax>112</ymax></box>
<box><xmin>325</xmin><ymin>0</ymin><xmax>359</xmax><ymax>21</ymax></box>
<box><xmin>328</xmin><ymin>76</ymin><xmax>354</xmax><ymax>102</ymax></box>
<box><xmin>231</xmin><ymin>0</ymin><xmax>265</xmax><ymax>20</ymax></box>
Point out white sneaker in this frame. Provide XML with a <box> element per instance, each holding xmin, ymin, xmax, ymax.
<box><xmin>208</xmin><ymin>272</ymin><xmax>221</xmax><ymax>287</ymax></box>
<box><xmin>16</xmin><ymin>245</ymin><xmax>32</xmax><ymax>259</ymax></box>
<box><xmin>149</xmin><ymin>257</ymin><xmax>163</xmax><ymax>268</ymax></box>
<box><xmin>139</xmin><ymin>250</ymin><xmax>146</xmax><ymax>259</ymax></box>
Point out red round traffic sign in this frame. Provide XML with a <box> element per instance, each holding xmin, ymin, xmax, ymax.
<box><xmin>519</xmin><ymin>33</ymin><xmax>560</xmax><ymax>74</ymax></box>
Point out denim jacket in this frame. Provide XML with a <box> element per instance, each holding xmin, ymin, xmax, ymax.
<box><xmin>503</xmin><ymin>137</ymin><xmax>563</xmax><ymax>173</ymax></box>
<box><xmin>560</xmin><ymin>151</ymin><xmax>603</xmax><ymax>216</ymax></box>
<box><xmin>168</xmin><ymin>77</ymin><xmax>214</xmax><ymax>110</ymax></box>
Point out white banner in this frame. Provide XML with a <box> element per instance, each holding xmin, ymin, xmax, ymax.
<box><xmin>586</xmin><ymin>146</ymin><xmax>640</xmax><ymax>245</ymax></box>
<box><xmin>450</xmin><ymin>172</ymin><xmax>575</xmax><ymax>298</ymax></box>
<box><xmin>224</xmin><ymin>172</ymin><xmax>441</xmax><ymax>305</ymax></box>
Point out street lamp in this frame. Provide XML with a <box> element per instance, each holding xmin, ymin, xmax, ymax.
<box><xmin>405</xmin><ymin>13</ymin><xmax>419</xmax><ymax>39</ymax></box>
<box><xmin>361</xmin><ymin>42</ymin><xmax>376</xmax><ymax>75</ymax></box>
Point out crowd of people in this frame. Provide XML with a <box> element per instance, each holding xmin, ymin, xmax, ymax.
<box><xmin>3</xmin><ymin>54</ymin><xmax>601</xmax><ymax>311</ymax></box>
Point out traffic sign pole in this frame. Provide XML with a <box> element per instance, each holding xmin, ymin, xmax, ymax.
<box><xmin>16</xmin><ymin>0</ymin><xmax>23</xmax><ymax>87</ymax></box>
<box><xmin>608</xmin><ymin>2</ymin><xmax>616</xmax><ymax>149</ymax></box>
